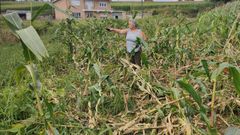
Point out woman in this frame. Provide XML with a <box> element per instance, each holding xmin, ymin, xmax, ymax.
<box><xmin>107</xmin><ymin>19</ymin><xmax>147</xmax><ymax>66</ymax></box>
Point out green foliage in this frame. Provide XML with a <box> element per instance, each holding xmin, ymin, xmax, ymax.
<box><xmin>17</xmin><ymin>26</ymin><xmax>49</xmax><ymax>61</ymax></box>
<box><xmin>177</xmin><ymin>80</ymin><xmax>203</xmax><ymax>110</ymax></box>
<box><xmin>201</xmin><ymin>60</ymin><xmax>211</xmax><ymax>81</ymax></box>
<box><xmin>1</xmin><ymin>1</ymin><xmax>52</xmax><ymax>14</ymax></box>
<box><xmin>111</xmin><ymin>1</ymin><xmax>214</xmax><ymax>11</ymax></box>
<box><xmin>229</xmin><ymin>67</ymin><xmax>240</xmax><ymax>95</ymax></box>
<box><xmin>2</xmin><ymin>11</ymin><xmax>56</xmax><ymax>134</ymax></box>
<box><xmin>3</xmin><ymin>12</ymin><xmax>49</xmax><ymax>62</ymax></box>
<box><xmin>211</xmin><ymin>63</ymin><xmax>240</xmax><ymax>95</ymax></box>
<box><xmin>31</xmin><ymin>3</ymin><xmax>51</xmax><ymax>22</ymax></box>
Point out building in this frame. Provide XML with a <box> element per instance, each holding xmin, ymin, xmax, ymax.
<box><xmin>111</xmin><ymin>0</ymin><xmax>146</xmax><ymax>1</ymax></box>
<box><xmin>6</xmin><ymin>10</ymin><xmax>32</xmax><ymax>20</ymax></box>
<box><xmin>53</xmin><ymin>0</ymin><xmax>126</xmax><ymax>19</ymax></box>
<box><xmin>111</xmin><ymin>0</ymin><xmax>203</xmax><ymax>2</ymax></box>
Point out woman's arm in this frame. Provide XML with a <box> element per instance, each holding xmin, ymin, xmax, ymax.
<box><xmin>141</xmin><ymin>31</ymin><xmax>147</xmax><ymax>41</ymax></box>
<box><xmin>108</xmin><ymin>28</ymin><xmax>128</xmax><ymax>34</ymax></box>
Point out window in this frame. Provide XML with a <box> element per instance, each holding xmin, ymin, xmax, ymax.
<box><xmin>86</xmin><ymin>12</ymin><xmax>93</xmax><ymax>18</ymax></box>
<box><xmin>100</xmin><ymin>16</ymin><xmax>107</xmax><ymax>19</ymax></box>
<box><xmin>72</xmin><ymin>12</ymin><xmax>81</xmax><ymax>18</ymax></box>
<box><xmin>99</xmin><ymin>2</ymin><xmax>107</xmax><ymax>7</ymax></box>
<box><xmin>71</xmin><ymin>0</ymin><xmax>80</xmax><ymax>6</ymax></box>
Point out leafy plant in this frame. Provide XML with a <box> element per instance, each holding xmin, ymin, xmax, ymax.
<box><xmin>2</xmin><ymin>12</ymin><xmax>56</xmax><ymax>134</ymax></box>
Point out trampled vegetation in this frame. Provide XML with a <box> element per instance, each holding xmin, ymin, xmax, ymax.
<box><xmin>0</xmin><ymin>1</ymin><xmax>240</xmax><ymax>135</ymax></box>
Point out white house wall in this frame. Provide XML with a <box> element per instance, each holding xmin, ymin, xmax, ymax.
<box><xmin>111</xmin><ymin>0</ymin><xmax>145</xmax><ymax>2</ymax></box>
<box><xmin>153</xmin><ymin>0</ymin><xmax>178</xmax><ymax>2</ymax></box>
<box><xmin>112</xmin><ymin>0</ymin><xmax>204</xmax><ymax>2</ymax></box>
<box><xmin>85</xmin><ymin>0</ymin><xmax>94</xmax><ymax>10</ymax></box>
<box><xmin>26</xmin><ymin>12</ymin><xmax>32</xmax><ymax>20</ymax></box>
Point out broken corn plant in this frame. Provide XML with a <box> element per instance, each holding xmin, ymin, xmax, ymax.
<box><xmin>2</xmin><ymin>12</ymin><xmax>58</xmax><ymax>134</ymax></box>
<box><xmin>177</xmin><ymin>61</ymin><xmax>240</xmax><ymax>135</ymax></box>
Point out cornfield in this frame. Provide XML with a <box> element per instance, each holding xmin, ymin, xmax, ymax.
<box><xmin>0</xmin><ymin>1</ymin><xmax>240</xmax><ymax>135</ymax></box>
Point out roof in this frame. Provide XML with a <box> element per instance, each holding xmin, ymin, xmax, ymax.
<box><xmin>6</xmin><ymin>10</ymin><xmax>31</xmax><ymax>14</ymax></box>
<box><xmin>53</xmin><ymin>0</ymin><xmax>61</xmax><ymax>3</ymax></box>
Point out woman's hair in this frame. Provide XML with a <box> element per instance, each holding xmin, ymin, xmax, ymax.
<box><xmin>129</xmin><ymin>19</ymin><xmax>137</xmax><ymax>28</ymax></box>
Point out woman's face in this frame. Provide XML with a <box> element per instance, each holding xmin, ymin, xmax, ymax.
<box><xmin>128</xmin><ymin>21</ymin><xmax>135</xmax><ymax>29</ymax></box>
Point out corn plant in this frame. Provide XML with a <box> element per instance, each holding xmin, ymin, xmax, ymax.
<box><xmin>2</xmin><ymin>12</ymin><xmax>60</xmax><ymax>134</ymax></box>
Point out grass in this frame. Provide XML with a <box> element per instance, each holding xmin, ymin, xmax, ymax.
<box><xmin>111</xmin><ymin>1</ymin><xmax>215</xmax><ymax>11</ymax></box>
<box><xmin>1</xmin><ymin>1</ymin><xmax>45</xmax><ymax>11</ymax></box>
<box><xmin>111</xmin><ymin>1</ymin><xmax>211</xmax><ymax>6</ymax></box>
<box><xmin>0</xmin><ymin>43</ymin><xmax>23</xmax><ymax>88</ymax></box>
<box><xmin>0</xmin><ymin>1</ymin><xmax>53</xmax><ymax>16</ymax></box>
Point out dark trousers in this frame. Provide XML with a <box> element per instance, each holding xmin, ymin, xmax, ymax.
<box><xmin>130</xmin><ymin>48</ymin><xmax>142</xmax><ymax>66</ymax></box>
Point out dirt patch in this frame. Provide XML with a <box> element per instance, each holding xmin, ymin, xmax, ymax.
<box><xmin>0</xmin><ymin>29</ymin><xmax>18</xmax><ymax>45</ymax></box>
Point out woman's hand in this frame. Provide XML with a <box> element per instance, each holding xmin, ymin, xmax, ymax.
<box><xmin>106</xmin><ymin>28</ymin><xmax>113</xmax><ymax>31</ymax></box>
<box><xmin>106</xmin><ymin>28</ymin><xmax>128</xmax><ymax>34</ymax></box>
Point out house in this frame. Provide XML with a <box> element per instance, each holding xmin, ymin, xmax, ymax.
<box><xmin>6</xmin><ymin>10</ymin><xmax>32</xmax><ymax>20</ymax></box>
<box><xmin>111</xmin><ymin>0</ymin><xmax>203</xmax><ymax>2</ymax></box>
<box><xmin>111</xmin><ymin>0</ymin><xmax>145</xmax><ymax>1</ymax></box>
<box><xmin>15</xmin><ymin>0</ymin><xmax>51</xmax><ymax>1</ymax></box>
<box><xmin>53</xmin><ymin>0</ymin><xmax>126</xmax><ymax>19</ymax></box>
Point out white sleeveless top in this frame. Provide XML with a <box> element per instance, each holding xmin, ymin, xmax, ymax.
<box><xmin>126</xmin><ymin>29</ymin><xmax>142</xmax><ymax>53</ymax></box>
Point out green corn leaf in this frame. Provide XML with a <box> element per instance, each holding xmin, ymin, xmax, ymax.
<box><xmin>16</xmin><ymin>26</ymin><xmax>49</xmax><ymax>61</ymax></box>
<box><xmin>0</xmin><ymin>123</ymin><xmax>25</xmax><ymax>133</ymax></box>
<box><xmin>14</xmin><ymin>64</ymin><xmax>26</xmax><ymax>84</ymax></box>
<box><xmin>0</xmin><ymin>116</ymin><xmax>38</xmax><ymax>133</ymax></box>
<box><xmin>200</xmin><ymin>112</ymin><xmax>210</xmax><ymax>126</ymax></box>
<box><xmin>25</xmin><ymin>64</ymin><xmax>41</xmax><ymax>91</ymax></box>
<box><xmin>3</xmin><ymin>12</ymin><xmax>23</xmax><ymax>30</ymax></box>
<box><xmin>211</xmin><ymin>63</ymin><xmax>240</xmax><ymax>95</ymax></box>
<box><xmin>177</xmin><ymin>80</ymin><xmax>202</xmax><ymax>106</ymax></box>
<box><xmin>201</xmin><ymin>60</ymin><xmax>211</xmax><ymax>81</ymax></box>
<box><xmin>177</xmin><ymin>79</ymin><xmax>206</xmax><ymax>114</ymax></box>
<box><xmin>3</xmin><ymin>12</ymin><xmax>23</xmax><ymax>36</ymax></box>
<box><xmin>229</xmin><ymin>67</ymin><xmax>240</xmax><ymax>95</ymax></box>
<box><xmin>101</xmin><ymin>75</ymin><xmax>109</xmax><ymax>82</ymax></box>
<box><xmin>89</xmin><ymin>83</ymin><xmax>102</xmax><ymax>96</ymax></box>
<box><xmin>21</xmin><ymin>41</ymin><xmax>36</xmax><ymax>62</ymax></box>
<box><xmin>23</xmin><ymin>46</ymin><xmax>36</xmax><ymax>62</ymax></box>
<box><xmin>200</xmin><ymin>112</ymin><xmax>217</xmax><ymax>135</ymax></box>
<box><xmin>189</xmin><ymin>75</ymin><xmax>208</xmax><ymax>94</ymax></box>
<box><xmin>19</xmin><ymin>116</ymin><xmax>36</xmax><ymax>127</ymax></box>
<box><xmin>141</xmin><ymin>52</ymin><xmax>149</xmax><ymax>68</ymax></box>
<box><xmin>99</xmin><ymin>126</ymin><xmax>112</xmax><ymax>135</ymax></box>
<box><xmin>93</xmin><ymin>64</ymin><xmax>101</xmax><ymax>78</ymax></box>
<box><xmin>46</xmin><ymin>127</ymin><xmax>60</xmax><ymax>135</ymax></box>
<box><xmin>132</xmin><ymin>10</ymin><xmax>138</xmax><ymax>19</ymax></box>
<box><xmin>32</xmin><ymin>3</ymin><xmax>51</xmax><ymax>22</ymax></box>
<box><xmin>208</xmin><ymin>128</ymin><xmax>218</xmax><ymax>135</ymax></box>
<box><xmin>211</xmin><ymin>63</ymin><xmax>231</xmax><ymax>82</ymax></box>
<box><xmin>171</xmin><ymin>87</ymin><xmax>180</xmax><ymax>100</ymax></box>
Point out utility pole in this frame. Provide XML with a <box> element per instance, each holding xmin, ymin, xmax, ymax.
<box><xmin>141</xmin><ymin>0</ymin><xmax>143</xmax><ymax>18</ymax></box>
